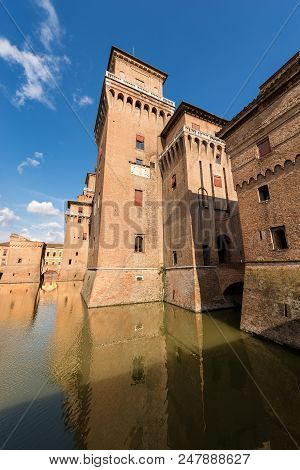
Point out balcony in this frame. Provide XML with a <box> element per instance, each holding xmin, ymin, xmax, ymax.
<box><xmin>105</xmin><ymin>71</ymin><xmax>175</xmax><ymax>108</ymax></box>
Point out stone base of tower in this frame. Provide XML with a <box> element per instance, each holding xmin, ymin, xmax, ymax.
<box><xmin>81</xmin><ymin>268</ymin><xmax>163</xmax><ymax>308</ymax></box>
<box><xmin>164</xmin><ymin>265</ymin><xmax>244</xmax><ymax>312</ymax></box>
<box><xmin>240</xmin><ymin>263</ymin><xmax>300</xmax><ymax>349</ymax></box>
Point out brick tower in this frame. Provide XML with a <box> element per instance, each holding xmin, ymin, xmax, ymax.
<box><xmin>81</xmin><ymin>47</ymin><xmax>175</xmax><ymax>307</ymax></box>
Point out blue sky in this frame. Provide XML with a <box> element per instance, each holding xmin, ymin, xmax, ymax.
<box><xmin>0</xmin><ymin>0</ymin><xmax>299</xmax><ymax>242</ymax></box>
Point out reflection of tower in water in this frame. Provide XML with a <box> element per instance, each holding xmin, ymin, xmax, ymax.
<box><xmin>51</xmin><ymin>295</ymin><xmax>168</xmax><ymax>449</ymax></box>
<box><xmin>0</xmin><ymin>283</ymin><xmax>40</xmax><ymax>327</ymax></box>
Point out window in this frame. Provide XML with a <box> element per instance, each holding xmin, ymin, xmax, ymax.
<box><xmin>216</xmin><ymin>154</ymin><xmax>221</xmax><ymax>164</ymax></box>
<box><xmin>17</xmin><ymin>258</ymin><xmax>22</xmax><ymax>264</ymax></box>
<box><xmin>192</xmin><ymin>122</ymin><xmax>200</xmax><ymax>131</ymax></box>
<box><xmin>78</xmin><ymin>206</ymin><xmax>83</xmax><ymax>213</ymax></box>
<box><xmin>172</xmin><ymin>250</ymin><xmax>177</xmax><ymax>266</ymax></box>
<box><xmin>78</xmin><ymin>217</ymin><xmax>82</xmax><ymax>224</ymax></box>
<box><xmin>134</xmin><ymin>235</ymin><xmax>144</xmax><ymax>253</ymax></box>
<box><xmin>76</xmin><ymin>251</ymin><xmax>78</xmax><ymax>256</ymax></box>
<box><xmin>202</xmin><ymin>244</ymin><xmax>211</xmax><ymax>266</ymax></box>
<box><xmin>172</xmin><ymin>174</ymin><xmax>177</xmax><ymax>190</ymax></box>
<box><xmin>3</xmin><ymin>250</ymin><xmax>7</xmax><ymax>256</ymax></box>
<box><xmin>257</xmin><ymin>137</ymin><xmax>271</xmax><ymax>157</ymax></box>
<box><xmin>134</xmin><ymin>190</ymin><xmax>143</xmax><ymax>207</ymax></box>
<box><xmin>258</xmin><ymin>184</ymin><xmax>270</xmax><ymax>202</ymax></box>
<box><xmin>136</xmin><ymin>158</ymin><xmax>143</xmax><ymax>165</ymax></box>
<box><xmin>0</xmin><ymin>273</ymin><xmax>3</xmax><ymax>280</ymax></box>
<box><xmin>271</xmin><ymin>226</ymin><xmax>288</xmax><ymax>250</ymax></box>
<box><xmin>83</xmin><ymin>233</ymin><xmax>87</xmax><ymax>240</ymax></box>
<box><xmin>214</xmin><ymin>175</ymin><xmax>222</xmax><ymax>187</ymax></box>
<box><xmin>59</xmin><ymin>252</ymin><xmax>62</xmax><ymax>257</ymax></box>
<box><xmin>46</xmin><ymin>261</ymin><xmax>48</xmax><ymax>265</ymax></box>
<box><xmin>69</xmin><ymin>259</ymin><xmax>72</xmax><ymax>265</ymax></box>
<box><xmin>53</xmin><ymin>252</ymin><xmax>56</xmax><ymax>257</ymax></box>
<box><xmin>136</xmin><ymin>135</ymin><xmax>144</xmax><ymax>150</ymax></box>
<box><xmin>150</xmin><ymin>162</ymin><xmax>155</xmax><ymax>168</ymax></box>
<box><xmin>46</xmin><ymin>252</ymin><xmax>50</xmax><ymax>257</ymax></box>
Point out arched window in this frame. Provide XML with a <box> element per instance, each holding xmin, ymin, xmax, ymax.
<box><xmin>117</xmin><ymin>93</ymin><xmax>124</xmax><ymax>102</ymax></box>
<box><xmin>134</xmin><ymin>235</ymin><xmax>144</xmax><ymax>252</ymax></box>
<box><xmin>151</xmin><ymin>107</ymin><xmax>157</xmax><ymax>116</ymax></box>
<box><xmin>126</xmin><ymin>96</ymin><xmax>133</xmax><ymax>105</ymax></box>
<box><xmin>135</xmin><ymin>100</ymin><xmax>141</xmax><ymax>110</ymax></box>
<box><xmin>109</xmin><ymin>89</ymin><xmax>115</xmax><ymax>99</ymax></box>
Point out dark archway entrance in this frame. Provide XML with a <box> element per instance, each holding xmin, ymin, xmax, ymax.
<box><xmin>223</xmin><ymin>282</ymin><xmax>244</xmax><ymax>307</ymax></box>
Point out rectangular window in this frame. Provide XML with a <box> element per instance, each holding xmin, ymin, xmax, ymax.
<box><xmin>172</xmin><ymin>250</ymin><xmax>177</xmax><ymax>266</ymax></box>
<box><xmin>76</xmin><ymin>252</ymin><xmax>78</xmax><ymax>256</ymax></box>
<box><xmin>134</xmin><ymin>235</ymin><xmax>144</xmax><ymax>253</ymax></box>
<box><xmin>136</xmin><ymin>135</ymin><xmax>144</xmax><ymax>150</ymax></box>
<box><xmin>68</xmin><ymin>259</ymin><xmax>72</xmax><ymax>265</ymax></box>
<box><xmin>46</xmin><ymin>252</ymin><xmax>50</xmax><ymax>256</ymax></box>
<box><xmin>257</xmin><ymin>137</ymin><xmax>271</xmax><ymax>157</ymax></box>
<box><xmin>172</xmin><ymin>174</ymin><xmax>177</xmax><ymax>189</ymax></box>
<box><xmin>53</xmin><ymin>252</ymin><xmax>56</xmax><ymax>257</ymax></box>
<box><xmin>78</xmin><ymin>217</ymin><xmax>82</xmax><ymax>224</ymax></box>
<box><xmin>83</xmin><ymin>233</ymin><xmax>87</xmax><ymax>240</ymax></box>
<box><xmin>258</xmin><ymin>184</ymin><xmax>270</xmax><ymax>202</ymax></box>
<box><xmin>214</xmin><ymin>175</ymin><xmax>222</xmax><ymax>187</ymax></box>
<box><xmin>192</xmin><ymin>122</ymin><xmax>200</xmax><ymax>131</ymax></box>
<box><xmin>271</xmin><ymin>226</ymin><xmax>288</xmax><ymax>250</ymax></box>
<box><xmin>3</xmin><ymin>250</ymin><xmax>7</xmax><ymax>256</ymax></box>
<box><xmin>134</xmin><ymin>190</ymin><xmax>143</xmax><ymax>207</ymax></box>
<box><xmin>17</xmin><ymin>258</ymin><xmax>22</xmax><ymax>264</ymax></box>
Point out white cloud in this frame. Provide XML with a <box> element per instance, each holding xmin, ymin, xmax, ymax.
<box><xmin>17</xmin><ymin>151</ymin><xmax>44</xmax><ymax>174</ymax></box>
<box><xmin>73</xmin><ymin>92</ymin><xmax>93</xmax><ymax>107</ymax></box>
<box><xmin>27</xmin><ymin>200</ymin><xmax>60</xmax><ymax>216</ymax></box>
<box><xmin>21</xmin><ymin>226</ymin><xmax>64</xmax><ymax>243</ymax></box>
<box><xmin>44</xmin><ymin>230</ymin><xmax>64</xmax><ymax>243</ymax></box>
<box><xmin>0</xmin><ymin>37</ymin><xmax>69</xmax><ymax>108</ymax></box>
<box><xmin>0</xmin><ymin>207</ymin><xmax>20</xmax><ymax>227</ymax></box>
<box><xmin>35</xmin><ymin>0</ymin><xmax>62</xmax><ymax>51</ymax></box>
<box><xmin>32</xmin><ymin>221</ymin><xmax>62</xmax><ymax>230</ymax></box>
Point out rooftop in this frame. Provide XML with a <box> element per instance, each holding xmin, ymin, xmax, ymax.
<box><xmin>161</xmin><ymin>101</ymin><xmax>228</xmax><ymax>138</ymax></box>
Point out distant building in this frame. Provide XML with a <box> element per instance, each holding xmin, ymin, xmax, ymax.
<box><xmin>44</xmin><ymin>243</ymin><xmax>64</xmax><ymax>269</ymax></box>
<box><xmin>218</xmin><ymin>51</ymin><xmax>300</xmax><ymax>348</ymax></box>
<box><xmin>0</xmin><ymin>242</ymin><xmax>9</xmax><ymax>267</ymax></box>
<box><xmin>59</xmin><ymin>173</ymin><xmax>95</xmax><ymax>281</ymax></box>
<box><xmin>0</xmin><ymin>234</ymin><xmax>45</xmax><ymax>284</ymax></box>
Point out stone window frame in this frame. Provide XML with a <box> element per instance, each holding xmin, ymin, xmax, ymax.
<box><xmin>258</xmin><ymin>183</ymin><xmax>270</xmax><ymax>203</ymax></box>
<box><xmin>270</xmin><ymin>225</ymin><xmax>288</xmax><ymax>251</ymax></box>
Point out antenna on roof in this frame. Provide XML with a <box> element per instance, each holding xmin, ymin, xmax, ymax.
<box><xmin>132</xmin><ymin>46</ymin><xmax>135</xmax><ymax>56</ymax></box>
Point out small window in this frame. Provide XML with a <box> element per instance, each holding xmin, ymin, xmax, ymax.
<box><xmin>134</xmin><ymin>190</ymin><xmax>143</xmax><ymax>207</ymax></box>
<box><xmin>78</xmin><ymin>217</ymin><xmax>82</xmax><ymax>224</ymax></box>
<box><xmin>202</xmin><ymin>244</ymin><xmax>211</xmax><ymax>266</ymax></box>
<box><xmin>76</xmin><ymin>251</ymin><xmax>78</xmax><ymax>256</ymax></box>
<box><xmin>134</xmin><ymin>235</ymin><xmax>144</xmax><ymax>253</ymax></box>
<box><xmin>0</xmin><ymin>273</ymin><xmax>3</xmax><ymax>280</ymax></box>
<box><xmin>78</xmin><ymin>206</ymin><xmax>83</xmax><ymax>213</ymax></box>
<box><xmin>271</xmin><ymin>226</ymin><xmax>288</xmax><ymax>250</ymax></box>
<box><xmin>69</xmin><ymin>259</ymin><xmax>72</xmax><ymax>265</ymax></box>
<box><xmin>258</xmin><ymin>184</ymin><xmax>270</xmax><ymax>202</ymax></box>
<box><xmin>46</xmin><ymin>252</ymin><xmax>50</xmax><ymax>257</ymax></box>
<box><xmin>214</xmin><ymin>175</ymin><xmax>222</xmax><ymax>187</ymax></box>
<box><xmin>136</xmin><ymin>135</ymin><xmax>144</xmax><ymax>150</ymax></box>
<box><xmin>172</xmin><ymin>250</ymin><xmax>177</xmax><ymax>266</ymax></box>
<box><xmin>83</xmin><ymin>233</ymin><xmax>87</xmax><ymax>240</ymax></box>
<box><xmin>135</xmin><ymin>158</ymin><xmax>143</xmax><ymax>165</ymax></box>
<box><xmin>172</xmin><ymin>174</ymin><xmax>176</xmax><ymax>190</ymax></box>
<box><xmin>59</xmin><ymin>252</ymin><xmax>62</xmax><ymax>257</ymax></box>
<box><xmin>46</xmin><ymin>261</ymin><xmax>48</xmax><ymax>265</ymax></box>
<box><xmin>53</xmin><ymin>252</ymin><xmax>56</xmax><ymax>257</ymax></box>
<box><xmin>257</xmin><ymin>137</ymin><xmax>271</xmax><ymax>157</ymax></box>
<box><xmin>136</xmin><ymin>275</ymin><xmax>144</xmax><ymax>281</ymax></box>
<box><xmin>17</xmin><ymin>258</ymin><xmax>22</xmax><ymax>264</ymax></box>
<box><xmin>192</xmin><ymin>122</ymin><xmax>200</xmax><ymax>131</ymax></box>
<box><xmin>216</xmin><ymin>154</ymin><xmax>221</xmax><ymax>164</ymax></box>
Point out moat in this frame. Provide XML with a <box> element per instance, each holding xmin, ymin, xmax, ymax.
<box><xmin>0</xmin><ymin>282</ymin><xmax>299</xmax><ymax>450</ymax></box>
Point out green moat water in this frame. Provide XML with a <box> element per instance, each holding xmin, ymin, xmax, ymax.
<box><xmin>0</xmin><ymin>282</ymin><xmax>299</xmax><ymax>450</ymax></box>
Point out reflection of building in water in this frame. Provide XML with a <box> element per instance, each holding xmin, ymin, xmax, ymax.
<box><xmin>164</xmin><ymin>304</ymin><xmax>205</xmax><ymax>449</ymax></box>
<box><xmin>51</xmin><ymin>300</ymin><xmax>168</xmax><ymax>449</ymax></box>
<box><xmin>0</xmin><ymin>283</ymin><xmax>40</xmax><ymax>326</ymax></box>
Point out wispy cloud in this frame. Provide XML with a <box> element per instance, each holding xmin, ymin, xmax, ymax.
<box><xmin>27</xmin><ymin>200</ymin><xmax>60</xmax><ymax>216</ymax></box>
<box><xmin>17</xmin><ymin>151</ymin><xmax>44</xmax><ymax>174</ymax></box>
<box><xmin>73</xmin><ymin>92</ymin><xmax>93</xmax><ymax>107</ymax></box>
<box><xmin>35</xmin><ymin>0</ymin><xmax>62</xmax><ymax>51</ymax></box>
<box><xmin>32</xmin><ymin>221</ymin><xmax>62</xmax><ymax>230</ymax></box>
<box><xmin>0</xmin><ymin>207</ymin><xmax>20</xmax><ymax>227</ymax></box>
<box><xmin>0</xmin><ymin>37</ymin><xmax>69</xmax><ymax>109</ymax></box>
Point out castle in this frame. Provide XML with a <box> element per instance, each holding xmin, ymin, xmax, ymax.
<box><xmin>0</xmin><ymin>47</ymin><xmax>299</xmax><ymax>349</ymax></box>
